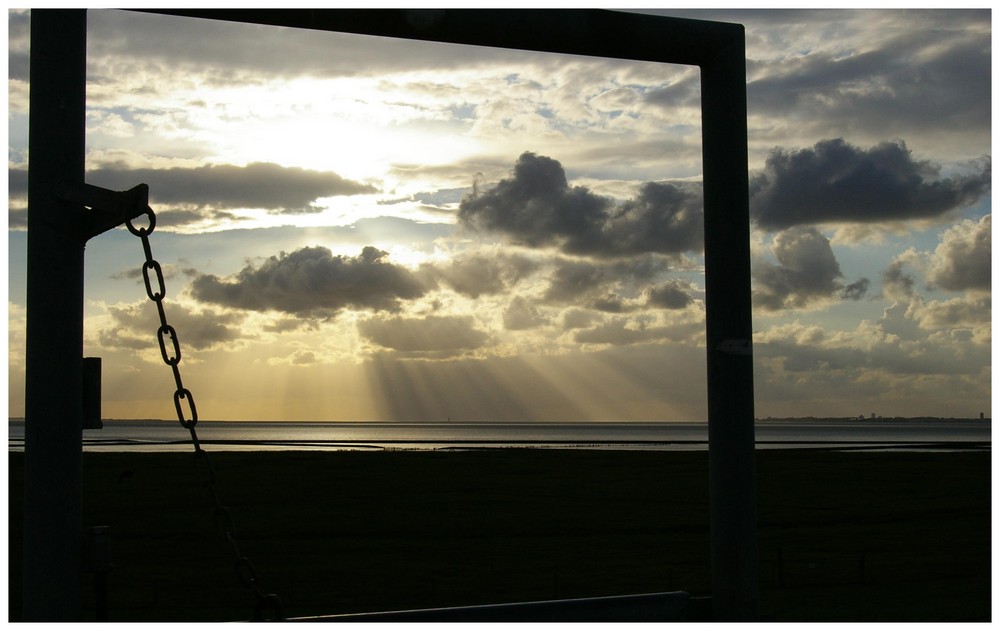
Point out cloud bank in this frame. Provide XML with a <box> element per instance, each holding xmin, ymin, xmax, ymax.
<box><xmin>750</xmin><ymin>139</ymin><xmax>990</xmax><ymax>230</ymax></box>
<box><xmin>87</xmin><ymin>162</ymin><xmax>377</xmax><ymax>214</ymax></box>
<box><xmin>459</xmin><ymin>152</ymin><xmax>703</xmax><ymax>257</ymax></box>
<box><xmin>191</xmin><ymin>246</ymin><xmax>427</xmax><ymax>316</ymax></box>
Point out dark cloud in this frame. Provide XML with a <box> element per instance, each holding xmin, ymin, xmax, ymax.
<box><xmin>928</xmin><ymin>215</ymin><xmax>991</xmax><ymax>292</ymax></box>
<box><xmin>358</xmin><ymin>314</ymin><xmax>489</xmax><ymax>355</ymax></box>
<box><xmin>86</xmin><ymin>162</ymin><xmax>376</xmax><ymax>214</ymax></box>
<box><xmin>8</xmin><ymin>168</ymin><xmax>27</xmax><ymax>198</ymax></box>
<box><xmin>839</xmin><ymin>278</ymin><xmax>870</xmax><ymax>301</ymax></box>
<box><xmin>543</xmin><ymin>260</ymin><xmax>609</xmax><ymax>303</ymax></box>
<box><xmin>263</xmin><ymin>318</ymin><xmax>318</xmax><ymax>334</ymax></box>
<box><xmin>881</xmin><ymin>260</ymin><xmax>917</xmax><ymax>299</ymax></box>
<box><xmin>753</xmin><ymin>227</ymin><xmax>866</xmax><ymax>311</ymax></box>
<box><xmin>458</xmin><ymin>152</ymin><xmax>608</xmax><ymax>251</ymax></box>
<box><xmin>9</xmin><ymin>207</ymin><xmax>27</xmax><ymax>230</ymax></box>
<box><xmin>459</xmin><ymin>152</ymin><xmax>703</xmax><ymax>257</ymax></box>
<box><xmin>647</xmin><ymin>280</ymin><xmax>694</xmax><ymax>309</ymax></box>
<box><xmin>191</xmin><ymin>246</ymin><xmax>427</xmax><ymax>316</ymax></box>
<box><xmin>750</xmin><ymin>139</ymin><xmax>990</xmax><ymax>230</ymax></box>
<box><xmin>590</xmin><ymin>295</ymin><xmax>628</xmax><ymax>313</ymax></box>
<box><xmin>603</xmin><ymin>182</ymin><xmax>703</xmax><ymax>255</ymax></box>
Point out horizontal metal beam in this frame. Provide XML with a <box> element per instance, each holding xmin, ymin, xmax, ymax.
<box><xmin>134</xmin><ymin>8</ymin><xmax>742</xmax><ymax>67</ymax></box>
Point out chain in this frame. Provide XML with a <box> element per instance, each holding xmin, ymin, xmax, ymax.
<box><xmin>126</xmin><ymin>207</ymin><xmax>283</xmax><ymax>621</ymax></box>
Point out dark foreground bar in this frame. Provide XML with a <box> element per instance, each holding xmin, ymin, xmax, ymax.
<box><xmin>292</xmin><ymin>591</ymin><xmax>709</xmax><ymax>622</ymax></box>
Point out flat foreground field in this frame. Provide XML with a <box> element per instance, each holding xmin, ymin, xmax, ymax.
<box><xmin>8</xmin><ymin>448</ymin><xmax>991</xmax><ymax>621</ymax></box>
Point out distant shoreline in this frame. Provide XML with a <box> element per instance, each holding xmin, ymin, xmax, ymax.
<box><xmin>7</xmin><ymin>416</ymin><xmax>992</xmax><ymax>424</ymax></box>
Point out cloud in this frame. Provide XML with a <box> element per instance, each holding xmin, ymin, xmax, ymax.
<box><xmin>749</xmin><ymin>139</ymin><xmax>990</xmax><ymax>230</ymax></box>
<box><xmin>756</xmin><ymin>316</ymin><xmax>989</xmax><ymax>384</ymax></box>
<box><xmin>86</xmin><ymin>162</ymin><xmax>377</xmax><ymax>214</ymax></box>
<box><xmin>87</xmin><ymin>9</ymin><xmax>583</xmax><ymax>83</ymax></box>
<box><xmin>543</xmin><ymin>259</ymin><xmax>611</xmax><ymax>303</ymax></box>
<box><xmin>539</xmin><ymin>255</ymin><xmax>678</xmax><ymax>313</ymax></box>
<box><xmin>429</xmin><ymin>252</ymin><xmax>538</xmax><ymax>298</ymax></box>
<box><xmin>458</xmin><ymin>152</ymin><xmax>704</xmax><ymax>257</ymax></box>
<box><xmin>603</xmin><ymin>182</ymin><xmax>703</xmax><ymax>255</ymax></box>
<box><xmin>927</xmin><ymin>215</ymin><xmax>991</xmax><ymax>292</ymax></box>
<box><xmin>8</xmin><ymin>167</ymin><xmax>27</xmax><ymax>198</ymax></box>
<box><xmin>573</xmin><ymin>316</ymin><xmax>702</xmax><ymax>346</ymax></box>
<box><xmin>7</xmin><ymin>10</ymin><xmax>29</xmax><ymax>81</ymax></box>
<box><xmin>745</xmin><ymin>14</ymin><xmax>991</xmax><ymax>142</ymax></box>
<box><xmin>560</xmin><ymin>308</ymin><xmax>601</xmax><ymax>330</ymax></box>
<box><xmin>358</xmin><ymin>314</ymin><xmax>489</xmax><ymax>356</ymax></box>
<box><xmin>458</xmin><ymin>152</ymin><xmax>608</xmax><ymax>250</ymax></box>
<box><xmin>911</xmin><ymin>295</ymin><xmax>991</xmax><ymax>331</ymax></box>
<box><xmin>503</xmin><ymin>296</ymin><xmax>547</xmax><ymax>330</ymax></box>
<box><xmin>753</xmin><ymin>226</ymin><xmax>868</xmax><ymax>311</ymax></box>
<box><xmin>646</xmin><ymin>280</ymin><xmax>695</xmax><ymax>310</ymax></box>
<box><xmin>881</xmin><ymin>260</ymin><xmax>917</xmax><ymax>300</ymax></box>
<box><xmin>98</xmin><ymin>300</ymin><xmax>246</xmax><ymax>352</ymax></box>
<box><xmin>191</xmin><ymin>246</ymin><xmax>428</xmax><ymax>316</ymax></box>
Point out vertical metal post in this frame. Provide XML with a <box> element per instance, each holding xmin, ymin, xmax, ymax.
<box><xmin>700</xmin><ymin>27</ymin><xmax>759</xmax><ymax>620</ymax></box>
<box><xmin>23</xmin><ymin>9</ymin><xmax>88</xmax><ymax>621</ymax></box>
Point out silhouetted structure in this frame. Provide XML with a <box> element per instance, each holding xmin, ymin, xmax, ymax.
<box><xmin>24</xmin><ymin>9</ymin><xmax>756</xmax><ymax>621</ymax></box>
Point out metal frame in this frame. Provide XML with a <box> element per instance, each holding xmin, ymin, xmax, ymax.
<box><xmin>24</xmin><ymin>9</ymin><xmax>756</xmax><ymax>621</ymax></box>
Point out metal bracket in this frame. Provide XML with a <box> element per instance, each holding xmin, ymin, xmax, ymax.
<box><xmin>59</xmin><ymin>182</ymin><xmax>150</xmax><ymax>242</ymax></box>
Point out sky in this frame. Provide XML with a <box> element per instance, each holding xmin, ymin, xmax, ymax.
<box><xmin>6</xmin><ymin>8</ymin><xmax>993</xmax><ymax>422</ymax></box>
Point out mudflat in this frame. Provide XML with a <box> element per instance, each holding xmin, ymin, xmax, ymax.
<box><xmin>8</xmin><ymin>448</ymin><xmax>991</xmax><ymax>621</ymax></box>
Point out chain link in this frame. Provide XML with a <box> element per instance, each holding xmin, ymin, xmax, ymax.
<box><xmin>129</xmin><ymin>205</ymin><xmax>283</xmax><ymax>621</ymax></box>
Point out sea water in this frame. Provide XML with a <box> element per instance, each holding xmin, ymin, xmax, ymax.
<box><xmin>6</xmin><ymin>418</ymin><xmax>990</xmax><ymax>452</ymax></box>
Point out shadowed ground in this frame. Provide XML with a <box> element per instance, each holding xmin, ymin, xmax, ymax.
<box><xmin>7</xmin><ymin>448</ymin><xmax>990</xmax><ymax>621</ymax></box>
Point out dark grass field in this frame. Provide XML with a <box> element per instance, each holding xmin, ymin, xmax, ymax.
<box><xmin>7</xmin><ymin>448</ymin><xmax>991</xmax><ymax>622</ymax></box>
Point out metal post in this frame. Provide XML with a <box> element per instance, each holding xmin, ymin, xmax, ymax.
<box><xmin>23</xmin><ymin>9</ymin><xmax>88</xmax><ymax>621</ymax></box>
<box><xmin>701</xmin><ymin>28</ymin><xmax>759</xmax><ymax>621</ymax></box>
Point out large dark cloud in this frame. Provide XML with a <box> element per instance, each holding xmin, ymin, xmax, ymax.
<box><xmin>191</xmin><ymin>246</ymin><xmax>427</xmax><ymax>316</ymax></box>
<box><xmin>458</xmin><ymin>152</ymin><xmax>607</xmax><ymax>250</ymax></box>
<box><xmin>753</xmin><ymin>226</ymin><xmax>868</xmax><ymax>311</ymax></box>
<box><xmin>459</xmin><ymin>152</ymin><xmax>704</xmax><ymax>257</ymax></box>
<box><xmin>86</xmin><ymin>162</ymin><xmax>376</xmax><ymax>214</ymax></box>
<box><xmin>604</xmin><ymin>181</ymin><xmax>703</xmax><ymax>255</ymax></box>
<box><xmin>750</xmin><ymin>139</ymin><xmax>990</xmax><ymax>230</ymax></box>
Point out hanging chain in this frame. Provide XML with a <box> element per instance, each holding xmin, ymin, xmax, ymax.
<box><xmin>126</xmin><ymin>207</ymin><xmax>284</xmax><ymax>622</ymax></box>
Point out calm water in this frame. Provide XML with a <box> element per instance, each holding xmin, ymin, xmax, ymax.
<box><xmin>7</xmin><ymin>418</ymin><xmax>991</xmax><ymax>452</ymax></box>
